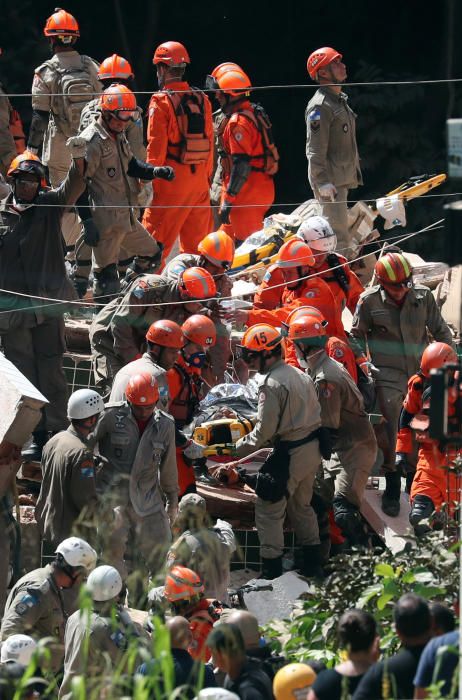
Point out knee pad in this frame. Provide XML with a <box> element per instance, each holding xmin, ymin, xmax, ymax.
<box><xmin>93</xmin><ymin>264</ymin><xmax>120</xmax><ymax>298</ymax></box>
<box><xmin>409</xmin><ymin>494</ymin><xmax>434</xmax><ymax>526</ymax></box>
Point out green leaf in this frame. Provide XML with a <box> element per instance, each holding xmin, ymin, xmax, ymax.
<box><xmin>375</xmin><ymin>563</ymin><xmax>395</xmax><ymax>578</ymax></box>
<box><xmin>356</xmin><ymin>583</ymin><xmax>383</xmax><ymax>608</ymax></box>
<box><xmin>377</xmin><ymin>593</ymin><xmax>395</xmax><ymax>611</ymax></box>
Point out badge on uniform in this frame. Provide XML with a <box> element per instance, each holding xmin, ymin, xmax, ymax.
<box><xmin>309</xmin><ymin>108</ymin><xmax>321</xmax><ymax>131</ymax></box>
<box><xmin>15</xmin><ymin>593</ymin><xmax>38</xmax><ymax>615</ymax></box>
<box><xmin>80</xmin><ymin>459</ymin><xmax>95</xmax><ymax>478</ymax></box>
<box><xmin>333</xmin><ymin>347</ymin><xmax>344</xmax><ymax>359</ymax></box>
<box><xmin>343</xmin><ymin>124</ymin><xmax>349</xmax><ymax>133</ymax></box>
<box><xmin>304</xmin><ymin>290</ymin><xmax>317</xmax><ymax>298</ymax></box>
<box><xmin>132</xmin><ymin>280</ymin><xmax>148</xmax><ymax>299</ymax></box>
<box><xmin>107</xmin><ymin>167</ymin><xmax>116</xmax><ymax>178</ymax></box>
<box><xmin>320</xmin><ymin>381</ymin><xmax>334</xmax><ymax>398</ymax></box>
<box><xmin>263</xmin><ymin>271</ymin><xmax>271</xmax><ymax>283</ymax></box>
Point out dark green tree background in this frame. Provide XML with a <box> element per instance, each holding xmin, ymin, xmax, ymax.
<box><xmin>1</xmin><ymin>0</ymin><xmax>461</xmax><ymax>259</ymax></box>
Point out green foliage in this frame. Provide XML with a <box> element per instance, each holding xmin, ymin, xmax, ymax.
<box><xmin>264</xmin><ymin>531</ymin><xmax>458</xmax><ymax>667</ymax></box>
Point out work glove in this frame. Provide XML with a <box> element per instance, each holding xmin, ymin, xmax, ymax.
<box><xmin>82</xmin><ymin>218</ymin><xmax>100</xmax><ymax>247</ymax></box>
<box><xmin>153</xmin><ymin>166</ymin><xmax>175</xmax><ymax>181</ymax></box>
<box><xmin>318</xmin><ymin>183</ymin><xmax>337</xmax><ymax>202</ymax></box>
<box><xmin>66</xmin><ymin>136</ymin><xmax>87</xmax><ymax>159</ymax></box>
<box><xmin>218</xmin><ymin>200</ymin><xmax>232</xmax><ymax>225</ymax></box>
<box><xmin>183</xmin><ymin>441</ymin><xmax>205</xmax><ymax>460</ymax></box>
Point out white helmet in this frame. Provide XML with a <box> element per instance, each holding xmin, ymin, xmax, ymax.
<box><xmin>67</xmin><ymin>389</ymin><xmax>104</xmax><ymax>420</ymax></box>
<box><xmin>195</xmin><ymin>691</ymin><xmax>240</xmax><ymax>700</ymax></box>
<box><xmin>86</xmin><ymin>565</ymin><xmax>122</xmax><ymax>602</ymax></box>
<box><xmin>55</xmin><ymin>537</ymin><xmax>97</xmax><ymax>573</ymax></box>
<box><xmin>297</xmin><ymin>215</ymin><xmax>337</xmax><ymax>252</ymax></box>
<box><xmin>1</xmin><ymin>635</ymin><xmax>37</xmax><ymax>665</ymax></box>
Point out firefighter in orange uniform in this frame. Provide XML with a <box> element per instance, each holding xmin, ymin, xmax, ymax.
<box><xmin>142</xmin><ymin>41</ymin><xmax>214</xmax><ymax>264</ymax></box>
<box><xmin>206</xmin><ymin>63</ymin><xmax>278</xmax><ymax>243</ymax></box>
<box><xmin>168</xmin><ymin>315</ymin><xmax>217</xmax><ymax>498</ymax></box>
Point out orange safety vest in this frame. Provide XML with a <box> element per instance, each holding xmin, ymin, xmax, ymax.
<box><xmin>165</xmin><ymin>89</ymin><xmax>211</xmax><ymax>165</ymax></box>
<box><xmin>169</xmin><ymin>361</ymin><xmax>202</xmax><ymax>428</ymax></box>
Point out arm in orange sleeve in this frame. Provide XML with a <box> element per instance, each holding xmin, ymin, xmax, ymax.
<box><xmin>203</xmin><ymin>94</ymin><xmax>214</xmax><ymax>180</ymax></box>
<box><xmin>167</xmin><ymin>367</ymin><xmax>182</xmax><ymax>406</ymax></box>
<box><xmin>146</xmin><ymin>94</ymin><xmax>169</xmax><ymax>166</ymax></box>
<box><xmin>346</xmin><ymin>267</ymin><xmax>365</xmax><ymax>314</ymax></box>
<box><xmin>253</xmin><ymin>265</ymin><xmax>285</xmax><ymax>310</ymax></box>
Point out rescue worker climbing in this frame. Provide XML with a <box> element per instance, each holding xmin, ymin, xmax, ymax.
<box><xmin>28</xmin><ymin>8</ymin><xmax>101</xmax><ymax>254</ymax></box>
<box><xmin>350</xmin><ymin>251</ymin><xmax>454</xmax><ymax>517</ymax></box>
<box><xmin>89</xmin><ymin>266</ymin><xmax>216</xmax><ymax>395</ymax></box>
<box><xmin>77</xmin><ymin>83</ymin><xmax>172</xmax><ymax>302</ymax></box>
<box><xmin>142</xmin><ymin>41</ymin><xmax>214</xmax><ymax>263</ymax></box>
<box><xmin>217</xmin><ymin>324</ymin><xmax>325</xmax><ymax>580</ymax></box>
<box><xmin>287</xmin><ymin>311</ymin><xmax>377</xmax><ymax>546</ymax></box>
<box><xmin>305</xmin><ymin>47</ymin><xmax>362</xmax><ymax>259</ymax></box>
<box><xmin>206</xmin><ymin>63</ymin><xmax>278</xmax><ymax>243</ymax></box>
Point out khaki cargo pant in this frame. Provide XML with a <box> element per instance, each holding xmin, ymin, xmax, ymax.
<box><xmin>92</xmin><ymin>219</ymin><xmax>159</xmax><ymax>272</ymax></box>
<box><xmin>90</xmin><ymin>330</ymin><xmax>124</xmax><ymax>397</ymax></box>
<box><xmin>255</xmin><ymin>440</ymin><xmax>322</xmax><ymax>559</ymax></box>
<box><xmin>374</xmin><ymin>377</ymin><xmax>408</xmax><ymax>474</ymax></box>
<box><xmin>315</xmin><ymin>185</ymin><xmax>352</xmax><ymax>259</ymax></box>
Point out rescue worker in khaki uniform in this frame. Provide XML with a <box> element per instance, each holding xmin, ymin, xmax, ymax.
<box><xmin>287</xmin><ymin>311</ymin><xmax>377</xmax><ymax>546</ymax></box>
<box><xmin>27</xmin><ymin>9</ymin><xmax>101</xmax><ymax>251</ymax></box>
<box><xmin>92</xmin><ymin>373</ymin><xmax>178</xmax><ymax>580</ymax></box>
<box><xmin>78</xmin><ymin>84</ymin><xmax>172</xmax><ymax>301</ymax></box>
<box><xmin>206</xmin><ymin>63</ymin><xmax>278</xmax><ymax>244</ymax></box>
<box><xmin>218</xmin><ymin>324</ymin><xmax>324</xmax><ymax>580</ymax></box>
<box><xmin>60</xmin><ymin>565</ymin><xmax>146</xmax><ymax>700</ymax></box>
<box><xmin>163</xmin><ymin>230</ymin><xmax>234</xmax><ymax>384</ymax></box>
<box><xmin>73</xmin><ymin>54</ymin><xmax>149</xmax><ymax>298</ymax></box>
<box><xmin>1</xmin><ymin>537</ymin><xmax>96</xmax><ymax>672</ymax></box>
<box><xmin>35</xmin><ymin>389</ymin><xmax>105</xmax><ymax>549</ymax></box>
<box><xmin>350</xmin><ymin>252</ymin><xmax>454</xmax><ymax>517</ymax></box>
<box><xmin>305</xmin><ymin>47</ymin><xmax>362</xmax><ymax>260</ymax></box>
<box><xmin>89</xmin><ymin>267</ymin><xmax>216</xmax><ymax>395</ymax></box>
<box><xmin>0</xmin><ymin>148</ymin><xmax>85</xmax><ymax>462</ymax></box>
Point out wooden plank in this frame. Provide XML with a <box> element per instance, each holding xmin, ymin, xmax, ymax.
<box><xmin>361</xmin><ymin>478</ymin><xmax>411</xmax><ymax>553</ymax></box>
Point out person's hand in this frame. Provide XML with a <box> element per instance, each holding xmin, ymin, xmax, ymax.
<box><xmin>153</xmin><ymin>166</ymin><xmax>175</xmax><ymax>181</ymax></box>
<box><xmin>66</xmin><ymin>136</ymin><xmax>87</xmax><ymax>159</ymax></box>
<box><xmin>183</xmin><ymin>441</ymin><xmax>205</xmax><ymax>460</ymax></box>
<box><xmin>166</xmin><ymin>503</ymin><xmax>178</xmax><ymax>525</ymax></box>
<box><xmin>218</xmin><ymin>200</ymin><xmax>232</xmax><ymax>225</ymax></box>
<box><xmin>318</xmin><ymin>183</ymin><xmax>337</xmax><ymax>202</ymax></box>
<box><xmin>223</xmin><ymin>307</ymin><xmax>248</xmax><ymax>325</ymax></box>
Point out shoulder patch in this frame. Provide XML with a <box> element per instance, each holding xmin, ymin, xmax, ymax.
<box><xmin>15</xmin><ymin>592</ymin><xmax>39</xmax><ymax>615</ymax></box>
<box><xmin>80</xmin><ymin>459</ymin><xmax>95</xmax><ymax>478</ymax></box>
<box><xmin>132</xmin><ymin>280</ymin><xmax>148</xmax><ymax>299</ymax></box>
<box><xmin>309</xmin><ymin>108</ymin><xmax>321</xmax><ymax>131</ymax></box>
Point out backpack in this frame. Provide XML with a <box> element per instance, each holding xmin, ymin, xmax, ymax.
<box><xmin>46</xmin><ymin>56</ymin><xmax>99</xmax><ymax>138</ymax></box>
<box><xmin>166</xmin><ymin>89</ymin><xmax>211</xmax><ymax>165</ymax></box>
<box><xmin>241</xmin><ymin>103</ymin><xmax>279</xmax><ymax>176</ymax></box>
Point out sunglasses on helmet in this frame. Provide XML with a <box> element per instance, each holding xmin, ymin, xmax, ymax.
<box><xmin>109</xmin><ymin>110</ymin><xmax>137</xmax><ymax>122</ymax></box>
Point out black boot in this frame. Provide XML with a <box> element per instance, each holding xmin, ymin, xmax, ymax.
<box><xmin>299</xmin><ymin>545</ymin><xmax>325</xmax><ymax>579</ymax></box>
<box><xmin>381</xmin><ymin>471</ymin><xmax>402</xmax><ymax>517</ymax></box>
<box><xmin>260</xmin><ymin>556</ymin><xmax>283</xmax><ymax>580</ymax></box>
<box><xmin>21</xmin><ymin>430</ymin><xmax>49</xmax><ymax>463</ymax></box>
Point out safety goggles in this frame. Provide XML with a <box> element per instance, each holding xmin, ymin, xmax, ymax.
<box><xmin>108</xmin><ymin>110</ymin><xmax>138</xmax><ymax>122</ymax></box>
<box><xmin>382</xmin><ymin>278</ymin><xmax>413</xmax><ymax>290</ymax></box>
<box><xmin>235</xmin><ymin>345</ymin><xmax>260</xmax><ymax>363</ymax></box>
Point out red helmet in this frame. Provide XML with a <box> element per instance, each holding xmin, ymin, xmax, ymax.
<box><xmin>375</xmin><ymin>252</ymin><xmax>412</xmax><ymax>286</ymax></box>
<box><xmin>197</xmin><ymin>230</ymin><xmax>235</xmax><ymax>269</ymax></box>
<box><xmin>281</xmin><ymin>306</ymin><xmax>328</xmax><ymax>337</ymax></box>
<box><xmin>164</xmin><ymin>565</ymin><xmax>204</xmax><ymax>602</ymax></box>
<box><xmin>125</xmin><ymin>372</ymin><xmax>159</xmax><ymax>406</ymax></box>
<box><xmin>98</xmin><ymin>54</ymin><xmax>134</xmax><ymax>81</ymax></box>
<box><xmin>153</xmin><ymin>41</ymin><xmax>190</xmax><ymax>67</ymax></box>
<box><xmin>287</xmin><ymin>314</ymin><xmax>328</xmax><ymax>346</ymax></box>
<box><xmin>182</xmin><ymin>315</ymin><xmax>216</xmax><ymax>347</ymax></box>
<box><xmin>276</xmin><ymin>239</ymin><xmax>315</xmax><ymax>269</ymax></box>
<box><xmin>212</xmin><ymin>66</ymin><xmax>252</xmax><ymax>97</ymax></box>
<box><xmin>307</xmin><ymin>47</ymin><xmax>342</xmax><ymax>80</ymax></box>
<box><xmin>179</xmin><ymin>267</ymin><xmax>217</xmax><ymax>300</ymax></box>
<box><xmin>44</xmin><ymin>8</ymin><xmax>80</xmax><ymax>38</ymax></box>
<box><xmin>100</xmin><ymin>84</ymin><xmax>137</xmax><ymax>117</ymax></box>
<box><xmin>420</xmin><ymin>342</ymin><xmax>458</xmax><ymax>378</ymax></box>
<box><xmin>145</xmin><ymin>320</ymin><xmax>185</xmax><ymax>348</ymax></box>
<box><xmin>7</xmin><ymin>151</ymin><xmax>47</xmax><ymax>187</ymax></box>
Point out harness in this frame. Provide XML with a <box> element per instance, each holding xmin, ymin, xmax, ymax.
<box><xmin>165</xmin><ymin>88</ymin><xmax>211</xmax><ymax>165</ymax></box>
<box><xmin>169</xmin><ymin>362</ymin><xmax>202</xmax><ymax>427</ymax></box>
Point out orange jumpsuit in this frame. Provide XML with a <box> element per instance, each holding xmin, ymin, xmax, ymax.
<box><xmin>187</xmin><ymin>598</ymin><xmax>222</xmax><ymax>662</ymax></box>
<box><xmin>167</xmin><ymin>356</ymin><xmax>203</xmax><ymax>497</ymax></box>
<box><xmin>142</xmin><ymin>81</ymin><xmax>214</xmax><ymax>263</ymax></box>
<box><xmin>410</xmin><ymin>439</ymin><xmax>460</xmax><ymax>516</ymax></box>
<box><xmin>396</xmin><ymin>373</ymin><xmax>425</xmax><ymax>454</ymax></box>
<box><xmin>219</xmin><ymin>100</ymin><xmax>275</xmax><ymax>242</ymax></box>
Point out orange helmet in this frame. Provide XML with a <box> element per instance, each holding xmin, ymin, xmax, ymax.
<box><xmin>420</xmin><ymin>342</ymin><xmax>458</xmax><ymax>378</ymax></box>
<box><xmin>276</xmin><ymin>239</ymin><xmax>315</xmax><ymax>269</ymax></box>
<box><xmin>125</xmin><ymin>372</ymin><xmax>159</xmax><ymax>406</ymax></box>
<box><xmin>281</xmin><ymin>306</ymin><xmax>328</xmax><ymax>337</ymax></box>
<box><xmin>164</xmin><ymin>565</ymin><xmax>204</xmax><ymax>603</ymax></box>
<box><xmin>211</xmin><ymin>66</ymin><xmax>252</xmax><ymax>97</ymax></box>
<box><xmin>375</xmin><ymin>252</ymin><xmax>412</xmax><ymax>286</ymax></box>
<box><xmin>287</xmin><ymin>314</ymin><xmax>328</xmax><ymax>346</ymax></box>
<box><xmin>179</xmin><ymin>267</ymin><xmax>216</xmax><ymax>300</ymax></box>
<box><xmin>241</xmin><ymin>324</ymin><xmax>282</xmax><ymax>352</ymax></box>
<box><xmin>307</xmin><ymin>47</ymin><xmax>342</xmax><ymax>80</ymax></box>
<box><xmin>98</xmin><ymin>54</ymin><xmax>134</xmax><ymax>81</ymax></box>
<box><xmin>182</xmin><ymin>315</ymin><xmax>216</xmax><ymax>347</ymax></box>
<box><xmin>44</xmin><ymin>8</ymin><xmax>80</xmax><ymax>38</ymax></box>
<box><xmin>210</xmin><ymin>62</ymin><xmax>241</xmax><ymax>79</ymax></box>
<box><xmin>197</xmin><ymin>230</ymin><xmax>235</xmax><ymax>269</ymax></box>
<box><xmin>100</xmin><ymin>84</ymin><xmax>137</xmax><ymax>116</ymax></box>
<box><xmin>153</xmin><ymin>41</ymin><xmax>190</xmax><ymax>67</ymax></box>
<box><xmin>7</xmin><ymin>151</ymin><xmax>47</xmax><ymax>186</ymax></box>
<box><xmin>145</xmin><ymin>320</ymin><xmax>185</xmax><ymax>348</ymax></box>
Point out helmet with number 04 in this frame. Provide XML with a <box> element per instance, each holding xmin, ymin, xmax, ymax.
<box><xmin>164</xmin><ymin>565</ymin><xmax>204</xmax><ymax>602</ymax></box>
<box><xmin>273</xmin><ymin>663</ymin><xmax>317</xmax><ymax>700</ymax></box>
<box><xmin>146</xmin><ymin>320</ymin><xmax>185</xmax><ymax>348</ymax></box>
<box><xmin>307</xmin><ymin>47</ymin><xmax>342</xmax><ymax>80</ymax></box>
<box><xmin>375</xmin><ymin>252</ymin><xmax>412</xmax><ymax>286</ymax></box>
<box><xmin>420</xmin><ymin>342</ymin><xmax>458</xmax><ymax>378</ymax></box>
<box><xmin>241</xmin><ymin>324</ymin><xmax>282</xmax><ymax>353</ymax></box>
<box><xmin>182</xmin><ymin>315</ymin><xmax>216</xmax><ymax>347</ymax></box>
<box><xmin>125</xmin><ymin>372</ymin><xmax>159</xmax><ymax>406</ymax></box>
<box><xmin>0</xmin><ymin>635</ymin><xmax>37</xmax><ymax>665</ymax></box>
<box><xmin>287</xmin><ymin>314</ymin><xmax>328</xmax><ymax>346</ymax></box>
<box><xmin>153</xmin><ymin>41</ymin><xmax>190</xmax><ymax>67</ymax></box>
<box><xmin>276</xmin><ymin>239</ymin><xmax>315</xmax><ymax>269</ymax></box>
<box><xmin>197</xmin><ymin>230</ymin><xmax>235</xmax><ymax>269</ymax></box>
<box><xmin>179</xmin><ymin>267</ymin><xmax>217</xmax><ymax>300</ymax></box>
<box><xmin>98</xmin><ymin>54</ymin><xmax>134</xmax><ymax>81</ymax></box>
<box><xmin>297</xmin><ymin>216</ymin><xmax>337</xmax><ymax>253</ymax></box>
<box><xmin>44</xmin><ymin>8</ymin><xmax>80</xmax><ymax>38</ymax></box>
